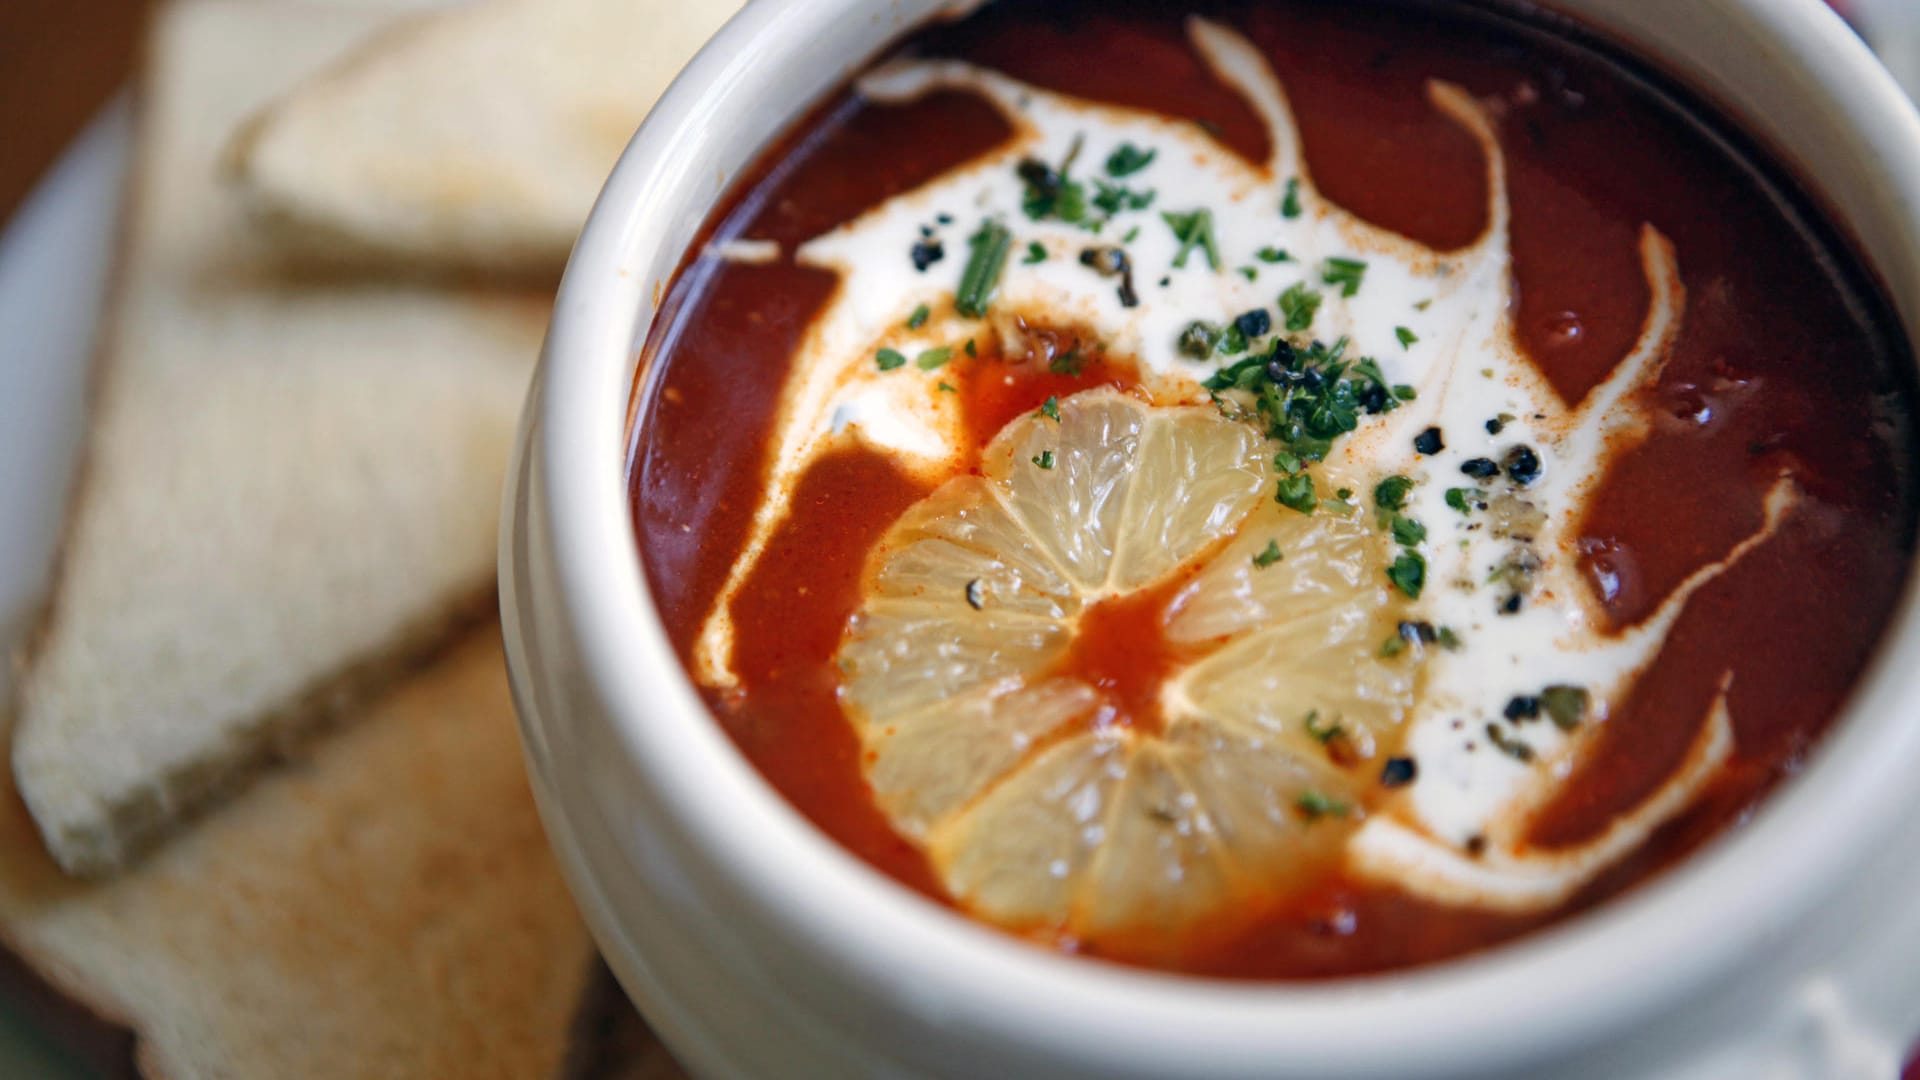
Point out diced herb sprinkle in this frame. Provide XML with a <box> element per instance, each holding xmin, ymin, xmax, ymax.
<box><xmin>1387</xmin><ymin>551</ymin><xmax>1426</xmax><ymax>598</ymax></box>
<box><xmin>1256</xmin><ymin>246</ymin><xmax>1292</xmax><ymax>263</ymax></box>
<box><xmin>907</xmin><ymin>303</ymin><xmax>930</xmax><ymax>330</ymax></box>
<box><xmin>1380</xmin><ymin>633</ymin><xmax>1409</xmax><ymax>658</ymax></box>
<box><xmin>937</xmin><ymin>381</ymin><xmax>957</xmax><ymax>393</ymax></box>
<box><xmin>1374</xmin><ymin>475</ymin><xmax>1415</xmax><ymax>513</ymax></box>
<box><xmin>1234</xmin><ymin>309</ymin><xmax>1272</xmax><ymax>339</ymax></box>
<box><xmin>1049</xmin><ymin>346</ymin><xmax>1085</xmax><ymax>376</ymax></box>
<box><xmin>1162</xmin><ymin>208</ymin><xmax>1221</xmax><ymax>270</ymax></box>
<box><xmin>875</xmin><ymin>348</ymin><xmax>907</xmax><ymax>372</ymax></box>
<box><xmin>1280</xmin><ymin>177</ymin><xmax>1303</xmax><ymax>219</ymax></box>
<box><xmin>1322</xmin><ymin>256</ymin><xmax>1368</xmax><ymax>297</ymax></box>
<box><xmin>1032</xmin><ymin>450</ymin><xmax>1057</xmax><ymax>469</ymax></box>
<box><xmin>965</xmin><ymin>579</ymin><xmax>986</xmax><ymax>610</ymax></box>
<box><xmin>1390</xmin><ymin>516</ymin><xmax>1427</xmax><ymax>547</ymax></box>
<box><xmin>1039</xmin><ymin>395</ymin><xmax>1061</xmax><ymax>421</ymax></box>
<box><xmin>1295</xmin><ymin>791</ymin><xmax>1350</xmax><ymax>822</ymax></box>
<box><xmin>1276</xmin><ymin>472</ymin><xmax>1317</xmax><ymax>515</ymax></box>
<box><xmin>1018</xmin><ymin>142</ymin><xmax>1091</xmax><ymax>225</ymax></box>
<box><xmin>1278</xmin><ymin>283</ymin><xmax>1322</xmax><ymax>331</ymax></box>
<box><xmin>1238</xmin><ymin>266</ymin><xmax>1258</xmax><ymax>282</ymax></box>
<box><xmin>1486</xmin><ymin>723</ymin><xmax>1536</xmax><ymax>763</ymax></box>
<box><xmin>964</xmin><ymin>338</ymin><xmax>978</xmax><ymax>358</ymax></box>
<box><xmin>1413</xmin><ymin>427</ymin><xmax>1445</xmax><ymax>455</ymax></box>
<box><xmin>1205</xmin><ymin>335</ymin><xmax>1406</xmax><ymax>469</ymax></box>
<box><xmin>1122</xmin><ymin>225</ymin><xmax>1140</xmax><ymax>243</ymax></box>
<box><xmin>1022</xmin><ymin>242</ymin><xmax>1047</xmax><ymax>265</ymax></box>
<box><xmin>1252</xmin><ymin>539</ymin><xmax>1284</xmax><ymax>568</ymax></box>
<box><xmin>1380</xmin><ymin>756</ymin><xmax>1418</xmax><ymax>787</ymax></box>
<box><xmin>1303</xmin><ymin>710</ymin><xmax>1343</xmax><ymax>743</ymax></box>
<box><xmin>955</xmin><ymin>220</ymin><xmax>1011</xmax><ymax>318</ymax></box>
<box><xmin>1105</xmin><ymin>142</ymin><xmax>1157</xmax><ymax>177</ymax></box>
<box><xmin>1395</xmin><ymin>326</ymin><xmax>1419</xmax><ymax>348</ymax></box>
<box><xmin>1446</xmin><ymin>487</ymin><xmax>1485</xmax><ymax>514</ymax></box>
<box><xmin>915</xmin><ymin>346</ymin><xmax>952</xmax><ymax>371</ymax></box>
<box><xmin>1460</xmin><ymin>457</ymin><xmax>1501</xmax><ymax>480</ymax></box>
<box><xmin>1541</xmin><ymin>685</ymin><xmax>1590</xmax><ymax>730</ymax></box>
<box><xmin>1092</xmin><ymin>180</ymin><xmax>1156</xmax><ymax>216</ymax></box>
<box><xmin>1215</xmin><ymin>324</ymin><xmax>1249</xmax><ymax>356</ymax></box>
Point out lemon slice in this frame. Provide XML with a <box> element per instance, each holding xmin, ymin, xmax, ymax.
<box><xmin>837</xmin><ymin>389</ymin><xmax>1413</xmax><ymax>949</ymax></box>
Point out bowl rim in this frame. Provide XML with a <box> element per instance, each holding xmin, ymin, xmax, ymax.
<box><xmin>534</xmin><ymin>0</ymin><xmax>1920</xmax><ymax>1069</ymax></box>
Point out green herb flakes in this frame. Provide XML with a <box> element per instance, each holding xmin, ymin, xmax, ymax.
<box><xmin>1445</xmin><ymin>487</ymin><xmax>1485</xmax><ymax>514</ymax></box>
<box><xmin>1541</xmin><ymin>685</ymin><xmax>1590</xmax><ymax>730</ymax></box>
<box><xmin>1105</xmin><ymin>142</ymin><xmax>1157</xmax><ymax>177</ymax></box>
<box><xmin>1303</xmin><ymin>710</ymin><xmax>1342</xmax><ymax>743</ymax></box>
<box><xmin>1281</xmin><ymin>178</ymin><xmax>1303</xmax><ymax>219</ymax></box>
<box><xmin>1256</xmin><ymin>246</ymin><xmax>1292</xmax><ymax>263</ymax></box>
<box><xmin>1161</xmin><ymin>208</ymin><xmax>1221</xmax><ymax>270</ymax></box>
<box><xmin>1387</xmin><ymin>552</ymin><xmax>1426</xmax><ymax>599</ymax></box>
<box><xmin>1390</xmin><ymin>516</ymin><xmax>1427</xmax><ymax>547</ymax></box>
<box><xmin>1395</xmin><ymin>326</ymin><xmax>1418</xmax><ymax>348</ymax></box>
<box><xmin>1022</xmin><ymin>242</ymin><xmax>1047</xmax><ymax>265</ymax></box>
<box><xmin>1279</xmin><ymin>283</ymin><xmax>1322</xmax><ymax>332</ymax></box>
<box><xmin>906</xmin><ymin>304</ymin><xmax>929</xmax><ymax>330</ymax></box>
<box><xmin>1049</xmin><ymin>346</ymin><xmax>1084</xmax><ymax>377</ymax></box>
<box><xmin>956</xmin><ymin>220</ymin><xmax>1011</xmax><ymax>318</ymax></box>
<box><xmin>875</xmin><ymin>348</ymin><xmax>907</xmax><ymax>372</ymax></box>
<box><xmin>915</xmin><ymin>346</ymin><xmax>952</xmax><ymax>371</ymax></box>
<box><xmin>1178</xmin><ymin>321</ymin><xmax>1221</xmax><ymax>360</ymax></box>
<box><xmin>1295</xmin><ymin>791</ymin><xmax>1350</xmax><ymax>822</ymax></box>
<box><xmin>1253</xmin><ymin>539</ymin><xmax>1284</xmax><ymax>568</ymax></box>
<box><xmin>1374</xmin><ymin>475</ymin><xmax>1415</xmax><ymax>513</ymax></box>
<box><xmin>1276</xmin><ymin>472</ymin><xmax>1317</xmax><ymax>515</ymax></box>
<box><xmin>1032</xmin><ymin>450</ymin><xmax>1057</xmax><ymax>470</ymax></box>
<box><xmin>1322</xmin><ymin>256</ymin><xmax>1368</xmax><ymax>298</ymax></box>
<box><xmin>1039</xmin><ymin>395</ymin><xmax>1061</xmax><ymax>421</ymax></box>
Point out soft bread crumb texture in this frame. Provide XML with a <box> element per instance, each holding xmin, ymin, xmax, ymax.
<box><xmin>0</xmin><ymin>632</ymin><xmax>595</xmax><ymax>1080</ymax></box>
<box><xmin>227</xmin><ymin>0</ymin><xmax>743</xmax><ymax>276</ymax></box>
<box><xmin>11</xmin><ymin>0</ymin><xmax>545</xmax><ymax>876</ymax></box>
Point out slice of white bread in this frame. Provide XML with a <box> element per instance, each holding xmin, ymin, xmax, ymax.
<box><xmin>10</xmin><ymin>0</ymin><xmax>546</xmax><ymax>877</ymax></box>
<box><xmin>0</xmin><ymin>631</ymin><xmax>598</xmax><ymax>1079</ymax></box>
<box><xmin>226</xmin><ymin>0</ymin><xmax>743</xmax><ymax>277</ymax></box>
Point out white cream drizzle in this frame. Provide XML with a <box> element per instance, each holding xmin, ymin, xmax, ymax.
<box><xmin>684</xmin><ymin>18</ymin><xmax>1795</xmax><ymax>913</ymax></box>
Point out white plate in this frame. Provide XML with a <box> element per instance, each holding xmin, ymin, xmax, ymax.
<box><xmin>0</xmin><ymin>98</ymin><xmax>131</xmax><ymax>1078</ymax></box>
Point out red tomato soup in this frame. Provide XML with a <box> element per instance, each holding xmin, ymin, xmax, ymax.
<box><xmin>627</xmin><ymin>0</ymin><xmax>1916</xmax><ymax>979</ymax></box>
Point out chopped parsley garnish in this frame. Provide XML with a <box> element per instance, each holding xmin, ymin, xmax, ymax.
<box><xmin>1049</xmin><ymin>346</ymin><xmax>1084</xmax><ymax>376</ymax></box>
<box><xmin>964</xmin><ymin>338</ymin><xmax>977</xmax><ymax>358</ymax></box>
<box><xmin>937</xmin><ymin>381</ymin><xmax>957</xmax><ymax>393</ymax></box>
<box><xmin>1038</xmin><ymin>395</ymin><xmax>1060</xmax><ymax>421</ymax></box>
<box><xmin>1206</xmin><ymin>335</ymin><xmax>1407</xmax><ymax>470</ymax></box>
<box><xmin>1280</xmin><ymin>177</ymin><xmax>1303</xmax><ymax>219</ymax></box>
<box><xmin>915</xmin><ymin>346</ymin><xmax>952</xmax><ymax>371</ymax></box>
<box><xmin>1387</xmin><ymin>551</ymin><xmax>1426</xmax><ymax>598</ymax></box>
<box><xmin>1032</xmin><ymin>450</ymin><xmax>1057</xmax><ymax>469</ymax></box>
<box><xmin>1395</xmin><ymin>326</ymin><xmax>1418</xmax><ymax>348</ymax></box>
<box><xmin>1256</xmin><ymin>246</ymin><xmax>1292</xmax><ymax>263</ymax></box>
<box><xmin>955</xmin><ymin>220</ymin><xmax>1011</xmax><ymax>318</ymax></box>
<box><xmin>1092</xmin><ymin>180</ymin><xmax>1155</xmax><ymax>216</ymax></box>
<box><xmin>1374</xmin><ymin>475</ymin><xmax>1415</xmax><ymax>513</ymax></box>
<box><xmin>1294</xmin><ymin>791</ymin><xmax>1350</xmax><ymax>822</ymax></box>
<box><xmin>1105</xmin><ymin>142</ymin><xmax>1157</xmax><ymax>177</ymax></box>
<box><xmin>965</xmin><ymin>579</ymin><xmax>986</xmax><ymax>610</ymax></box>
<box><xmin>1390</xmin><ymin>516</ymin><xmax>1427</xmax><ymax>547</ymax></box>
<box><xmin>1278</xmin><ymin>283</ymin><xmax>1322</xmax><ymax>331</ymax></box>
<box><xmin>1446</xmin><ymin>487</ymin><xmax>1486</xmax><ymax>514</ymax></box>
<box><xmin>1486</xmin><ymin>724</ymin><xmax>1536</xmax><ymax>763</ymax></box>
<box><xmin>1122</xmin><ymin>225</ymin><xmax>1140</xmax><ymax>243</ymax></box>
<box><xmin>1253</xmin><ymin>539</ymin><xmax>1284</xmax><ymax>568</ymax></box>
<box><xmin>1303</xmin><ymin>710</ymin><xmax>1342</xmax><ymax>743</ymax></box>
<box><xmin>1322</xmin><ymin>256</ymin><xmax>1368</xmax><ymax>297</ymax></box>
<box><xmin>1022</xmin><ymin>242</ymin><xmax>1047</xmax><ymax>264</ymax></box>
<box><xmin>1018</xmin><ymin>150</ymin><xmax>1089</xmax><ymax>225</ymax></box>
<box><xmin>875</xmin><ymin>348</ymin><xmax>907</xmax><ymax>372</ymax></box>
<box><xmin>906</xmin><ymin>304</ymin><xmax>929</xmax><ymax>330</ymax></box>
<box><xmin>1541</xmin><ymin>685</ymin><xmax>1590</xmax><ymax>730</ymax></box>
<box><xmin>1161</xmin><ymin>208</ymin><xmax>1221</xmax><ymax>270</ymax></box>
<box><xmin>1380</xmin><ymin>633</ymin><xmax>1408</xmax><ymax>658</ymax></box>
<box><xmin>1238</xmin><ymin>266</ymin><xmax>1258</xmax><ymax>283</ymax></box>
<box><xmin>1275</xmin><ymin>472</ymin><xmax>1317</xmax><ymax>515</ymax></box>
<box><xmin>1215</xmin><ymin>323</ymin><xmax>1249</xmax><ymax>356</ymax></box>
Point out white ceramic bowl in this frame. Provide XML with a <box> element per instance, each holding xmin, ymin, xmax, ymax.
<box><xmin>501</xmin><ymin>2</ymin><xmax>1920</xmax><ymax>1076</ymax></box>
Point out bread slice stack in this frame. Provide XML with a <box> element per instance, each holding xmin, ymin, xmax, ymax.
<box><xmin>0</xmin><ymin>0</ymin><xmax>725</xmax><ymax>1073</ymax></box>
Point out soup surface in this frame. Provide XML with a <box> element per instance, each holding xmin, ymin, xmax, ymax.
<box><xmin>628</xmin><ymin>0</ymin><xmax>1917</xmax><ymax>978</ymax></box>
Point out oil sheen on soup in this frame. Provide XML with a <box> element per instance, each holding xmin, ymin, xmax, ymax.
<box><xmin>628</xmin><ymin>0</ymin><xmax>1917</xmax><ymax>978</ymax></box>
